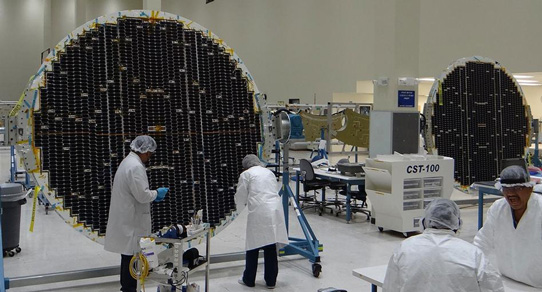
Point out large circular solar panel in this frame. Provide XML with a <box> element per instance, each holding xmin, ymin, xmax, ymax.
<box><xmin>9</xmin><ymin>10</ymin><xmax>268</xmax><ymax>242</ymax></box>
<box><xmin>423</xmin><ymin>56</ymin><xmax>532</xmax><ymax>186</ymax></box>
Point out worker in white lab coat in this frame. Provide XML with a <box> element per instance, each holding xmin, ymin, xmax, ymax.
<box><xmin>235</xmin><ymin>154</ymin><xmax>289</xmax><ymax>289</ymax></box>
<box><xmin>104</xmin><ymin>135</ymin><xmax>169</xmax><ymax>292</ymax></box>
<box><xmin>474</xmin><ymin>165</ymin><xmax>542</xmax><ymax>288</ymax></box>
<box><xmin>383</xmin><ymin>198</ymin><xmax>504</xmax><ymax>292</ymax></box>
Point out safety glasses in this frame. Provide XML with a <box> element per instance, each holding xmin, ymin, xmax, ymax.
<box><xmin>502</xmin><ymin>186</ymin><xmax>530</xmax><ymax>194</ymax></box>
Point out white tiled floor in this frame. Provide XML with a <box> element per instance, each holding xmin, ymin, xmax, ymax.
<box><xmin>2</xmin><ymin>149</ymin><xmax>489</xmax><ymax>292</ymax></box>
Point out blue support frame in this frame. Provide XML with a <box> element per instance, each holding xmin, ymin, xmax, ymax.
<box><xmin>278</xmin><ymin>156</ymin><xmax>322</xmax><ymax>264</ymax></box>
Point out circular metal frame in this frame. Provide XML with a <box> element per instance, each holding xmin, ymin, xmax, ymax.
<box><xmin>10</xmin><ymin>10</ymin><xmax>267</xmax><ymax>243</ymax></box>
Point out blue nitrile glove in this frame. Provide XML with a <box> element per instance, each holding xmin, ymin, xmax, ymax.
<box><xmin>155</xmin><ymin>187</ymin><xmax>169</xmax><ymax>202</ymax></box>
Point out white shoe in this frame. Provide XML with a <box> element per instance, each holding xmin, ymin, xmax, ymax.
<box><xmin>238</xmin><ymin>277</ymin><xmax>246</xmax><ymax>286</ymax></box>
<box><xmin>267</xmin><ymin>285</ymin><xmax>275</xmax><ymax>289</ymax></box>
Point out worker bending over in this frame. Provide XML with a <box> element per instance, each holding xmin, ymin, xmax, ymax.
<box><xmin>235</xmin><ymin>154</ymin><xmax>289</xmax><ymax>289</ymax></box>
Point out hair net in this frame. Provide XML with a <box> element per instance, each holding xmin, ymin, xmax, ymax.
<box><xmin>494</xmin><ymin>165</ymin><xmax>534</xmax><ymax>190</ymax></box>
<box><xmin>423</xmin><ymin>198</ymin><xmax>461</xmax><ymax>230</ymax></box>
<box><xmin>130</xmin><ymin>135</ymin><xmax>157</xmax><ymax>153</ymax></box>
<box><xmin>242</xmin><ymin>154</ymin><xmax>262</xmax><ymax>169</ymax></box>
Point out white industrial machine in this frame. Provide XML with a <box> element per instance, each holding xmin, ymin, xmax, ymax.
<box><xmin>363</xmin><ymin>154</ymin><xmax>454</xmax><ymax>236</ymax></box>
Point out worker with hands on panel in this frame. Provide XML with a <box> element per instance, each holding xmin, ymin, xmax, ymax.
<box><xmin>235</xmin><ymin>154</ymin><xmax>289</xmax><ymax>289</ymax></box>
<box><xmin>104</xmin><ymin>135</ymin><xmax>169</xmax><ymax>292</ymax></box>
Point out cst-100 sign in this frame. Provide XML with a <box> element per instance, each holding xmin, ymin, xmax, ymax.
<box><xmin>406</xmin><ymin>164</ymin><xmax>440</xmax><ymax>174</ymax></box>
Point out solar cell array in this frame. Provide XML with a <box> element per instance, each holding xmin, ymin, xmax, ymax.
<box><xmin>33</xmin><ymin>17</ymin><xmax>261</xmax><ymax>235</ymax></box>
<box><xmin>428</xmin><ymin>60</ymin><xmax>530</xmax><ymax>186</ymax></box>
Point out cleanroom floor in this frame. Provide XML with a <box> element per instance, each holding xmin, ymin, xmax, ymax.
<box><xmin>1</xmin><ymin>148</ymin><xmax>489</xmax><ymax>292</ymax></box>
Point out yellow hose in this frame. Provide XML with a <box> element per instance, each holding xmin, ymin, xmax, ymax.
<box><xmin>129</xmin><ymin>253</ymin><xmax>150</xmax><ymax>292</ymax></box>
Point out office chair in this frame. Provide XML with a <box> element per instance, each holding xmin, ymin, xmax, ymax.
<box><xmin>339</xmin><ymin>185</ymin><xmax>371</xmax><ymax>220</ymax></box>
<box><xmin>326</xmin><ymin>181</ymin><xmax>347</xmax><ymax>215</ymax></box>
<box><xmin>324</xmin><ymin>158</ymin><xmax>348</xmax><ymax>215</ymax></box>
<box><xmin>299</xmin><ymin>159</ymin><xmax>331</xmax><ymax>215</ymax></box>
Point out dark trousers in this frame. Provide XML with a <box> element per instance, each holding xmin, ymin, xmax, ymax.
<box><xmin>121</xmin><ymin>254</ymin><xmax>137</xmax><ymax>292</ymax></box>
<box><xmin>242</xmin><ymin>244</ymin><xmax>278</xmax><ymax>287</ymax></box>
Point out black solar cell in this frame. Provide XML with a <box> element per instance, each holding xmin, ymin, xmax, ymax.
<box><xmin>34</xmin><ymin>17</ymin><xmax>261</xmax><ymax>235</ymax></box>
<box><xmin>426</xmin><ymin>59</ymin><xmax>529</xmax><ymax>186</ymax></box>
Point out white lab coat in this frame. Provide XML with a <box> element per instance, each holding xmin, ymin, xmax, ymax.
<box><xmin>383</xmin><ymin>228</ymin><xmax>504</xmax><ymax>292</ymax></box>
<box><xmin>104</xmin><ymin>152</ymin><xmax>157</xmax><ymax>255</ymax></box>
<box><xmin>234</xmin><ymin>165</ymin><xmax>289</xmax><ymax>251</ymax></box>
<box><xmin>474</xmin><ymin>193</ymin><xmax>542</xmax><ymax>288</ymax></box>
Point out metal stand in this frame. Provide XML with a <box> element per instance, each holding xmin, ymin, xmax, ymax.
<box><xmin>136</xmin><ymin>227</ymin><xmax>211</xmax><ymax>292</ymax></box>
<box><xmin>279</xmin><ymin>142</ymin><xmax>322</xmax><ymax>277</ymax></box>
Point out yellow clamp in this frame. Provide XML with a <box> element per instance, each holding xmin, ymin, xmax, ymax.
<box><xmin>29</xmin><ymin>186</ymin><xmax>41</xmax><ymax>232</ymax></box>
